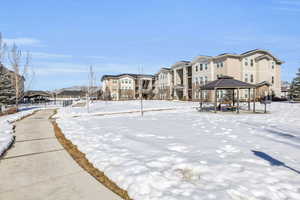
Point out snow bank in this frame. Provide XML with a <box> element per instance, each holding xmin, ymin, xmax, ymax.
<box><xmin>0</xmin><ymin>108</ymin><xmax>39</xmax><ymax>156</ymax></box>
<box><xmin>57</xmin><ymin>101</ymin><xmax>300</xmax><ymax>200</ymax></box>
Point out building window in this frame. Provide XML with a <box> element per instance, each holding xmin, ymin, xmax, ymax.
<box><xmin>245</xmin><ymin>74</ymin><xmax>248</xmax><ymax>82</ymax></box>
<box><xmin>220</xmin><ymin>62</ymin><xmax>223</xmax><ymax>67</ymax></box>
<box><xmin>200</xmin><ymin>64</ymin><xmax>203</xmax><ymax>71</ymax></box>
<box><xmin>200</xmin><ymin>77</ymin><xmax>203</xmax><ymax>85</ymax></box>
<box><xmin>217</xmin><ymin>63</ymin><xmax>219</xmax><ymax>68</ymax></box>
<box><xmin>195</xmin><ymin>66</ymin><xmax>198</xmax><ymax>72</ymax></box>
<box><xmin>272</xmin><ymin>76</ymin><xmax>274</xmax><ymax>84</ymax></box>
<box><xmin>250</xmin><ymin>59</ymin><xmax>254</xmax><ymax>66</ymax></box>
<box><xmin>272</xmin><ymin>62</ymin><xmax>275</xmax><ymax>69</ymax></box>
<box><xmin>205</xmin><ymin>64</ymin><xmax>208</xmax><ymax>70</ymax></box>
<box><xmin>250</xmin><ymin>74</ymin><xmax>254</xmax><ymax>83</ymax></box>
<box><xmin>245</xmin><ymin>61</ymin><xmax>248</xmax><ymax>66</ymax></box>
<box><xmin>205</xmin><ymin>76</ymin><xmax>208</xmax><ymax>83</ymax></box>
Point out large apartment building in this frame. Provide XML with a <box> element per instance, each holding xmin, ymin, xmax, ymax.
<box><xmin>101</xmin><ymin>74</ymin><xmax>154</xmax><ymax>100</ymax></box>
<box><xmin>191</xmin><ymin>49</ymin><xmax>282</xmax><ymax>101</ymax></box>
<box><xmin>154</xmin><ymin>49</ymin><xmax>282</xmax><ymax>101</ymax></box>
<box><xmin>101</xmin><ymin>49</ymin><xmax>283</xmax><ymax>101</ymax></box>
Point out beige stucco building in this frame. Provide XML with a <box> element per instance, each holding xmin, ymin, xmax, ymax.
<box><xmin>154</xmin><ymin>68</ymin><xmax>173</xmax><ymax>100</ymax></box>
<box><xmin>190</xmin><ymin>49</ymin><xmax>283</xmax><ymax>101</ymax></box>
<box><xmin>101</xmin><ymin>74</ymin><xmax>154</xmax><ymax>100</ymax></box>
<box><xmin>171</xmin><ymin>61</ymin><xmax>193</xmax><ymax>100</ymax></box>
<box><xmin>101</xmin><ymin>49</ymin><xmax>283</xmax><ymax>102</ymax></box>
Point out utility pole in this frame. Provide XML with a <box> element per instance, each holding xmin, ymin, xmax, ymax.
<box><xmin>87</xmin><ymin>65</ymin><xmax>94</xmax><ymax>113</ymax></box>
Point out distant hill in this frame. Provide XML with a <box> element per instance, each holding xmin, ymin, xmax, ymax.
<box><xmin>54</xmin><ymin>86</ymin><xmax>101</xmax><ymax>94</ymax></box>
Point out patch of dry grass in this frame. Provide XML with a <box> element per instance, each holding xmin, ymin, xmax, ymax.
<box><xmin>51</xmin><ymin>111</ymin><xmax>132</xmax><ymax>200</ymax></box>
<box><xmin>0</xmin><ymin>107</ymin><xmax>17</xmax><ymax>117</ymax></box>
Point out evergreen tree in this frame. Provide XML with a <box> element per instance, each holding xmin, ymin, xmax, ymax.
<box><xmin>290</xmin><ymin>68</ymin><xmax>300</xmax><ymax>99</ymax></box>
<box><xmin>0</xmin><ymin>65</ymin><xmax>15</xmax><ymax>104</ymax></box>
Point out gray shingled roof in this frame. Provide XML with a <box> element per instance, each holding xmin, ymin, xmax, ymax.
<box><xmin>200</xmin><ymin>76</ymin><xmax>255</xmax><ymax>90</ymax></box>
<box><xmin>24</xmin><ymin>90</ymin><xmax>51</xmax><ymax>97</ymax></box>
<box><xmin>255</xmin><ymin>81</ymin><xmax>271</xmax><ymax>88</ymax></box>
<box><xmin>101</xmin><ymin>73</ymin><xmax>154</xmax><ymax>81</ymax></box>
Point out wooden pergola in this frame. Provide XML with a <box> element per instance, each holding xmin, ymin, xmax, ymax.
<box><xmin>199</xmin><ymin>76</ymin><xmax>256</xmax><ymax>114</ymax></box>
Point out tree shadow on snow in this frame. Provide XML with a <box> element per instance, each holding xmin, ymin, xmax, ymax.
<box><xmin>251</xmin><ymin>150</ymin><xmax>300</xmax><ymax>174</ymax></box>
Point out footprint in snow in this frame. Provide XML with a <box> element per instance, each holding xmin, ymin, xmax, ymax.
<box><xmin>216</xmin><ymin>145</ymin><xmax>240</xmax><ymax>158</ymax></box>
<box><xmin>167</xmin><ymin>144</ymin><xmax>190</xmax><ymax>153</ymax></box>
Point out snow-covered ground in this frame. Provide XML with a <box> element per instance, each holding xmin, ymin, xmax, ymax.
<box><xmin>0</xmin><ymin>107</ymin><xmax>40</xmax><ymax>156</ymax></box>
<box><xmin>56</xmin><ymin>101</ymin><xmax>300</xmax><ymax>200</ymax></box>
<box><xmin>55</xmin><ymin>100</ymin><xmax>199</xmax><ymax>118</ymax></box>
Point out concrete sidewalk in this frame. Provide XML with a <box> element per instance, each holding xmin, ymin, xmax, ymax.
<box><xmin>0</xmin><ymin>109</ymin><xmax>122</xmax><ymax>200</ymax></box>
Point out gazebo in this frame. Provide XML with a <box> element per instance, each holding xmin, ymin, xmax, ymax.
<box><xmin>199</xmin><ymin>76</ymin><xmax>257</xmax><ymax>113</ymax></box>
<box><xmin>23</xmin><ymin>90</ymin><xmax>51</xmax><ymax>103</ymax></box>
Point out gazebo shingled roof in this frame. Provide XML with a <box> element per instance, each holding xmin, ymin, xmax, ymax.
<box><xmin>24</xmin><ymin>90</ymin><xmax>51</xmax><ymax>98</ymax></box>
<box><xmin>200</xmin><ymin>76</ymin><xmax>255</xmax><ymax>90</ymax></box>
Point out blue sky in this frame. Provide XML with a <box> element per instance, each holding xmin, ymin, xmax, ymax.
<box><xmin>1</xmin><ymin>0</ymin><xmax>299</xmax><ymax>90</ymax></box>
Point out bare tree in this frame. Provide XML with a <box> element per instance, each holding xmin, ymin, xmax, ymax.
<box><xmin>0</xmin><ymin>32</ymin><xmax>7</xmax><ymax>64</ymax></box>
<box><xmin>8</xmin><ymin>44</ymin><xmax>30</xmax><ymax>110</ymax></box>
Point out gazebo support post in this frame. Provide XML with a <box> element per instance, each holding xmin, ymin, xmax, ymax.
<box><xmin>248</xmin><ymin>88</ymin><xmax>251</xmax><ymax>111</ymax></box>
<box><xmin>232</xmin><ymin>89</ymin><xmax>235</xmax><ymax>112</ymax></box>
<box><xmin>237</xmin><ymin>88</ymin><xmax>240</xmax><ymax>114</ymax></box>
<box><xmin>253</xmin><ymin>88</ymin><xmax>256</xmax><ymax>113</ymax></box>
<box><xmin>214</xmin><ymin>89</ymin><xmax>217</xmax><ymax>113</ymax></box>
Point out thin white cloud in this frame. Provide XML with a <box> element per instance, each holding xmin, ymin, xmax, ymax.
<box><xmin>33</xmin><ymin>61</ymin><xmax>139</xmax><ymax>76</ymax></box>
<box><xmin>273</xmin><ymin>0</ymin><xmax>300</xmax><ymax>12</ymax></box>
<box><xmin>279</xmin><ymin>0</ymin><xmax>300</xmax><ymax>6</ymax></box>
<box><xmin>34</xmin><ymin>62</ymin><xmax>88</xmax><ymax>75</ymax></box>
<box><xmin>85</xmin><ymin>55</ymin><xmax>106</xmax><ymax>60</ymax></box>
<box><xmin>31</xmin><ymin>52</ymin><xmax>72</xmax><ymax>59</ymax></box>
<box><xmin>3</xmin><ymin>37</ymin><xmax>42</xmax><ymax>46</ymax></box>
<box><xmin>273</xmin><ymin>7</ymin><xmax>300</xmax><ymax>12</ymax></box>
<box><xmin>224</xmin><ymin>34</ymin><xmax>300</xmax><ymax>48</ymax></box>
